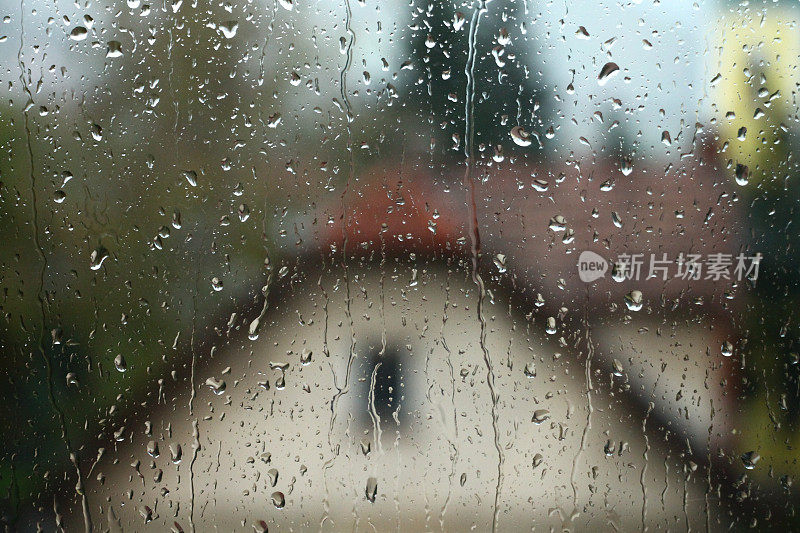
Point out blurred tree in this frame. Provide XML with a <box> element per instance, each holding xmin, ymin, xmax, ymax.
<box><xmin>407</xmin><ymin>0</ymin><xmax>553</xmax><ymax>166</ymax></box>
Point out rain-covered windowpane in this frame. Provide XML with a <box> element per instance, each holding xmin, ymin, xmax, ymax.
<box><xmin>2</xmin><ymin>0</ymin><xmax>799</xmax><ymax>530</ymax></box>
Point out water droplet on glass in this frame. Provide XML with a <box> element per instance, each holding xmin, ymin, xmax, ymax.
<box><xmin>453</xmin><ymin>12</ymin><xmax>466</xmax><ymax>31</ymax></box>
<box><xmin>205</xmin><ymin>377</ymin><xmax>226</xmax><ymax>394</ymax></box>
<box><xmin>365</xmin><ymin>477</ymin><xmax>378</xmax><ymax>502</ymax></box>
<box><xmin>548</xmin><ymin>215</ymin><xmax>566</xmax><ymax>232</ymax></box>
<box><xmin>624</xmin><ymin>290</ymin><xmax>643</xmax><ymax>311</ymax></box>
<box><xmin>268</xmin><ymin>490</ymin><xmax>285</xmax><ymax>508</ymax></box>
<box><xmin>612</xmin><ymin>265</ymin><xmax>627</xmax><ymax>282</ymax></box>
<box><xmin>737</xmin><ymin>126</ymin><xmax>747</xmax><ymax>141</ymax></box>
<box><xmin>493</xmin><ymin>253</ymin><xmax>507</xmax><ymax>273</ymax></box>
<box><xmin>70</xmin><ymin>27</ymin><xmax>88</xmax><ymax>41</ymax></box>
<box><xmin>741</xmin><ymin>451</ymin><xmax>760</xmax><ymax>470</ymax></box>
<box><xmin>510</xmin><ymin>126</ymin><xmax>532</xmax><ymax>147</ymax></box>
<box><xmin>532</xmin><ymin>409</ymin><xmax>550</xmax><ymax>424</ymax></box>
<box><xmin>90</xmin><ymin>247</ymin><xmax>109</xmax><ymax>270</ymax></box>
<box><xmin>735</xmin><ymin>163</ymin><xmax>750</xmax><ymax>186</ymax></box>
<box><xmin>219</xmin><ymin>21</ymin><xmax>238</xmax><ymax>39</ymax></box>
<box><xmin>267</xmin><ymin>113</ymin><xmax>281</xmax><ymax>128</ymax></box>
<box><xmin>183</xmin><ymin>170</ymin><xmax>198</xmax><ymax>187</ymax></box>
<box><xmin>106</xmin><ymin>41</ymin><xmax>123</xmax><ymax>58</ymax></box>
<box><xmin>145</xmin><ymin>440</ymin><xmax>159</xmax><ymax>458</ymax></box>
<box><xmin>598</xmin><ymin>62</ymin><xmax>620</xmax><ymax>85</ymax></box>
<box><xmin>524</xmin><ymin>362</ymin><xmax>536</xmax><ymax>378</ymax></box>
<box><xmin>169</xmin><ymin>443</ymin><xmax>182</xmax><ymax>464</ymax></box>
<box><xmin>604</xmin><ymin>440</ymin><xmax>617</xmax><ymax>456</ymax></box>
<box><xmin>721</xmin><ymin>341</ymin><xmax>733</xmax><ymax>357</ymax></box>
<box><xmin>621</xmin><ymin>156</ymin><xmax>633</xmax><ymax>176</ymax></box>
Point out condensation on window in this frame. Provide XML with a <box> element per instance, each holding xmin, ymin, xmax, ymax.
<box><xmin>1</xmin><ymin>0</ymin><xmax>798</xmax><ymax>531</ymax></box>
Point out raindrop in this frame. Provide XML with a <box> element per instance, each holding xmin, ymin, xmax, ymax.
<box><xmin>721</xmin><ymin>341</ymin><xmax>733</xmax><ymax>357</ymax></box>
<box><xmin>735</xmin><ymin>164</ymin><xmax>750</xmax><ymax>186</ymax></box>
<box><xmin>365</xmin><ymin>477</ymin><xmax>378</xmax><ymax>503</ymax></box>
<box><xmin>219</xmin><ymin>21</ymin><xmax>238</xmax><ymax>39</ymax></box>
<box><xmin>90</xmin><ymin>247</ymin><xmax>109</xmax><ymax>270</ymax></box>
<box><xmin>737</xmin><ymin>126</ymin><xmax>747</xmax><ymax>141</ymax></box>
<box><xmin>493</xmin><ymin>253</ymin><xmax>507</xmax><ymax>273</ymax></box>
<box><xmin>604</xmin><ymin>440</ymin><xmax>617</xmax><ymax>456</ymax></box>
<box><xmin>114</xmin><ymin>354</ymin><xmax>127</xmax><ymax>372</ymax></box>
<box><xmin>597</xmin><ymin>62</ymin><xmax>620</xmax><ymax>85</ymax></box>
<box><xmin>69</xmin><ymin>27</ymin><xmax>88</xmax><ymax>41</ymax></box>
<box><xmin>510</xmin><ymin>126</ymin><xmax>532</xmax><ymax>147</ymax></box>
<box><xmin>267</xmin><ymin>468</ymin><xmax>279</xmax><ymax>487</ymax></box>
<box><xmin>147</xmin><ymin>441</ymin><xmax>159</xmax><ymax>458</ymax></box>
<box><xmin>492</xmin><ymin>144</ymin><xmax>504</xmax><ymax>162</ymax></box>
<box><xmin>106</xmin><ymin>41</ymin><xmax>123</xmax><ymax>58</ymax></box>
<box><xmin>532</xmin><ymin>179</ymin><xmax>549</xmax><ymax>192</ymax></box>
<box><xmin>453</xmin><ymin>12</ymin><xmax>466</xmax><ymax>31</ymax></box>
<box><xmin>532</xmin><ymin>409</ymin><xmax>550</xmax><ymax>424</ymax></box>
<box><xmin>612</xmin><ymin>262</ymin><xmax>627</xmax><ymax>282</ymax></box>
<box><xmin>271</xmin><ymin>491</ymin><xmax>285</xmax><ymax>509</ymax></box>
<box><xmin>523</xmin><ymin>362</ymin><xmax>536</xmax><ymax>378</ymax></box>
<box><xmin>741</xmin><ymin>451</ymin><xmax>760</xmax><ymax>470</ymax></box>
<box><xmin>624</xmin><ymin>290</ymin><xmax>643</xmax><ymax>311</ymax></box>
<box><xmin>205</xmin><ymin>377</ymin><xmax>226</xmax><ymax>394</ymax></box>
<box><xmin>183</xmin><ymin>170</ymin><xmax>198</xmax><ymax>187</ymax></box>
<box><xmin>621</xmin><ymin>156</ymin><xmax>633</xmax><ymax>176</ymax></box>
<box><xmin>238</xmin><ymin>204</ymin><xmax>250</xmax><ymax>222</ymax></box>
<box><xmin>548</xmin><ymin>215</ymin><xmax>566</xmax><ymax>232</ymax></box>
<box><xmin>170</xmin><ymin>443</ymin><xmax>182</xmax><ymax>463</ymax></box>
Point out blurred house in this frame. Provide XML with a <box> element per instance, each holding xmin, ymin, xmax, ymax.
<box><xmin>58</xmin><ymin>153</ymin><xmax>744</xmax><ymax>531</ymax></box>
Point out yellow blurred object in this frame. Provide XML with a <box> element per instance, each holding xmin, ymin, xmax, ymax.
<box><xmin>711</xmin><ymin>8</ymin><xmax>799</xmax><ymax>184</ymax></box>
